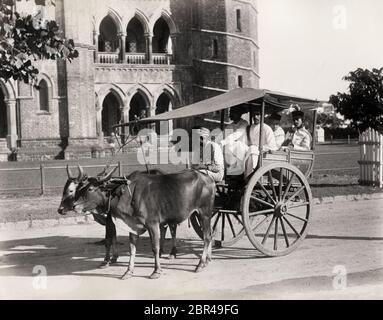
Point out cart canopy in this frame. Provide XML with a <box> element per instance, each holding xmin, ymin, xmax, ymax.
<box><xmin>116</xmin><ymin>88</ymin><xmax>319</xmax><ymax>127</ymax></box>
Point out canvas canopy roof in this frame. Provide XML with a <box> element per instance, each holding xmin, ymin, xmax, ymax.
<box><xmin>116</xmin><ymin>88</ymin><xmax>319</xmax><ymax>126</ymax></box>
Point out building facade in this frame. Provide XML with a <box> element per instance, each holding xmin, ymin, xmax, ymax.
<box><xmin>0</xmin><ymin>0</ymin><xmax>259</xmax><ymax>161</ymax></box>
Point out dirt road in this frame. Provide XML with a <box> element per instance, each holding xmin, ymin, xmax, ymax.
<box><xmin>0</xmin><ymin>198</ymin><xmax>382</xmax><ymax>300</ymax></box>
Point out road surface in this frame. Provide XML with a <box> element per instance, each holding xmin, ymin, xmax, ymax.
<box><xmin>0</xmin><ymin>197</ymin><xmax>382</xmax><ymax>299</ymax></box>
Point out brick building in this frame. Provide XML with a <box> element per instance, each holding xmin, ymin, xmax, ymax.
<box><xmin>0</xmin><ymin>0</ymin><xmax>259</xmax><ymax>161</ymax></box>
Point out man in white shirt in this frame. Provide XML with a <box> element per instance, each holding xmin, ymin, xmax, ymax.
<box><xmin>219</xmin><ymin>105</ymin><xmax>249</xmax><ymax>176</ymax></box>
<box><xmin>268</xmin><ymin>113</ymin><xmax>285</xmax><ymax>150</ymax></box>
<box><xmin>245</xmin><ymin>111</ymin><xmax>277</xmax><ymax>178</ymax></box>
<box><xmin>191</xmin><ymin>126</ymin><xmax>225</xmax><ymax>183</ymax></box>
<box><xmin>283</xmin><ymin>110</ymin><xmax>312</xmax><ymax>151</ymax></box>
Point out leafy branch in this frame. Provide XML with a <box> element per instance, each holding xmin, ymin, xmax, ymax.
<box><xmin>0</xmin><ymin>0</ymin><xmax>78</xmax><ymax>84</ymax></box>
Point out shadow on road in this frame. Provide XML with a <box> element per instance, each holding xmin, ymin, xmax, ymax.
<box><xmin>0</xmin><ymin>235</ymin><xmax>264</xmax><ymax>278</ymax></box>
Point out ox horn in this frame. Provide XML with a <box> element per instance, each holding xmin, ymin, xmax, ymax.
<box><xmin>66</xmin><ymin>165</ymin><xmax>76</xmax><ymax>180</ymax></box>
<box><xmin>97</xmin><ymin>166</ymin><xmax>118</xmax><ymax>183</ymax></box>
<box><xmin>77</xmin><ymin>165</ymin><xmax>84</xmax><ymax>181</ymax></box>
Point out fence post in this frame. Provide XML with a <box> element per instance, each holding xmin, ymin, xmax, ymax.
<box><xmin>118</xmin><ymin>161</ymin><xmax>122</xmax><ymax>176</ymax></box>
<box><xmin>40</xmin><ymin>163</ymin><xmax>45</xmax><ymax>195</ymax></box>
<box><xmin>348</xmin><ymin>135</ymin><xmax>350</xmax><ymax>145</ymax></box>
<box><xmin>330</xmin><ymin>135</ymin><xmax>333</xmax><ymax>144</ymax></box>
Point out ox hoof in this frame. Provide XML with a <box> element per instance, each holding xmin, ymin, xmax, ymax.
<box><xmin>195</xmin><ymin>263</ymin><xmax>206</xmax><ymax>273</ymax></box>
<box><xmin>121</xmin><ymin>270</ymin><xmax>134</xmax><ymax>280</ymax></box>
<box><xmin>149</xmin><ymin>271</ymin><xmax>162</xmax><ymax>279</ymax></box>
<box><xmin>98</xmin><ymin>261</ymin><xmax>111</xmax><ymax>269</ymax></box>
<box><xmin>110</xmin><ymin>256</ymin><xmax>119</xmax><ymax>264</ymax></box>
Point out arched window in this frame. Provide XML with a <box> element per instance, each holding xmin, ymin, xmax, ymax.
<box><xmin>212</xmin><ymin>38</ymin><xmax>218</xmax><ymax>58</ymax></box>
<box><xmin>99</xmin><ymin>16</ymin><xmax>119</xmax><ymax>52</ymax></box>
<box><xmin>153</xmin><ymin>18</ymin><xmax>170</xmax><ymax>54</ymax></box>
<box><xmin>38</xmin><ymin>79</ymin><xmax>49</xmax><ymax>112</ymax></box>
<box><xmin>238</xmin><ymin>75</ymin><xmax>243</xmax><ymax>88</ymax></box>
<box><xmin>126</xmin><ymin>17</ymin><xmax>145</xmax><ymax>53</ymax></box>
<box><xmin>236</xmin><ymin>9</ymin><xmax>241</xmax><ymax>31</ymax></box>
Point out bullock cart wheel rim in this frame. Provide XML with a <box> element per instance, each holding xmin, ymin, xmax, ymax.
<box><xmin>190</xmin><ymin>184</ymin><xmax>246</xmax><ymax>247</ymax></box>
<box><xmin>241</xmin><ymin>163</ymin><xmax>313</xmax><ymax>257</ymax></box>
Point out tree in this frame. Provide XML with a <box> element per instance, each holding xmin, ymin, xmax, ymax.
<box><xmin>316</xmin><ymin>112</ymin><xmax>343</xmax><ymax>129</ymax></box>
<box><xmin>329</xmin><ymin>68</ymin><xmax>383</xmax><ymax>132</ymax></box>
<box><xmin>0</xmin><ymin>0</ymin><xmax>78</xmax><ymax>85</ymax></box>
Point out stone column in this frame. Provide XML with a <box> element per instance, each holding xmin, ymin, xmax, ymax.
<box><xmin>118</xmin><ymin>32</ymin><xmax>126</xmax><ymax>63</ymax></box>
<box><xmin>93</xmin><ymin>31</ymin><xmax>99</xmax><ymax>63</ymax></box>
<box><xmin>6</xmin><ymin>99</ymin><xmax>17</xmax><ymax>149</ymax></box>
<box><xmin>95</xmin><ymin>96</ymin><xmax>103</xmax><ymax>142</ymax></box>
<box><xmin>121</xmin><ymin>101</ymin><xmax>130</xmax><ymax>143</ymax></box>
<box><xmin>170</xmin><ymin>34</ymin><xmax>177</xmax><ymax>64</ymax></box>
<box><xmin>145</xmin><ymin>33</ymin><xmax>153</xmax><ymax>64</ymax></box>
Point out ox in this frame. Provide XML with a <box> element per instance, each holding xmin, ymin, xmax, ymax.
<box><xmin>73</xmin><ymin>169</ymin><xmax>215</xmax><ymax>279</ymax></box>
<box><xmin>58</xmin><ymin>166</ymin><xmax>179</xmax><ymax>268</ymax></box>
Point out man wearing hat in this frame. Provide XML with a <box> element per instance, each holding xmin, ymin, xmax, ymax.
<box><xmin>268</xmin><ymin>113</ymin><xmax>285</xmax><ymax>150</ymax></box>
<box><xmin>219</xmin><ymin>105</ymin><xmax>249</xmax><ymax>176</ymax></box>
<box><xmin>191</xmin><ymin>126</ymin><xmax>225</xmax><ymax>182</ymax></box>
<box><xmin>283</xmin><ymin>108</ymin><xmax>312</xmax><ymax>151</ymax></box>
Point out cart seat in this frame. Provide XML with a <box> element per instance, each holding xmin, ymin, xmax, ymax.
<box><xmin>263</xmin><ymin>149</ymin><xmax>314</xmax><ymax>177</ymax></box>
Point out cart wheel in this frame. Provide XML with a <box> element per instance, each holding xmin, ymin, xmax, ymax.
<box><xmin>190</xmin><ymin>184</ymin><xmax>246</xmax><ymax>247</ymax></box>
<box><xmin>241</xmin><ymin>163</ymin><xmax>313</xmax><ymax>256</ymax></box>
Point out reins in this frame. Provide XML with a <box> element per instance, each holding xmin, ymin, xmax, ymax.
<box><xmin>101</xmin><ymin>121</ymin><xmax>150</xmax><ymax>175</ymax></box>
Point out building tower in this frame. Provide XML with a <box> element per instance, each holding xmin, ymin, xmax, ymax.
<box><xmin>191</xmin><ymin>0</ymin><xmax>259</xmax><ymax>102</ymax></box>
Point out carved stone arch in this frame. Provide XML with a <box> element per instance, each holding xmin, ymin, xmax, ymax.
<box><xmin>98</xmin><ymin>84</ymin><xmax>126</xmax><ymax>137</ymax></box>
<box><xmin>126</xmin><ymin>84</ymin><xmax>153</xmax><ymax>107</ymax></box>
<box><xmin>37</xmin><ymin>73</ymin><xmax>55</xmax><ymax>93</ymax></box>
<box><xmin>0</xmin><ymin>80</ymin><xmax>16</xmax><ymax>102</ymax></box>
<box><xmin>0</xmin><ymin>79</ymin><xmax>17</xmax><ymax>149</ymax></box>
<box><xmin>98</xmin><ymin>83</ymin><xmax>126</xmax><ymax>106</ymax></box>
<box><xmin>124</xmin><ymin>9</ymin><xmax>150</xmax><ymax>35</ymax></box>
<box><xmin>150</xmin><ymin>9</ymin><xmax>178</xmax><ymax>35</ymax></box>
<box><xmin>95</xmin><ymin>8</ymin><xmax>123</xmax><ymax>34</ymax></box>
<box><xmin>153</xmin><ymin>84</ymin><xmax>181</xmax><ymax>109</ymax></box>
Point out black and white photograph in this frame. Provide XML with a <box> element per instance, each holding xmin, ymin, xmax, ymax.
<box><xmin>0</xmin><ymin>0</ymin><xmax>382</xmax><ymax>302</ymax></box>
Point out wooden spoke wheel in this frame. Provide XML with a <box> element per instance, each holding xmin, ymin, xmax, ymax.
<box><xmin>241</xmin><ymin>163</ymin><xmax>313</xmax><ymax>256</ymax></box>
<box><xmin>190</xmin><ymin>183</ymin><xmax>246</xmax><ymax>247</ymax></box>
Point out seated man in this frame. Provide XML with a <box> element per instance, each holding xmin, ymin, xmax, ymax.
<box><xmin>268</xmin><ymin>112</ymin><xmax>285</xmax><ymax>150</ymax></box>
<box><xmin>245</xmin><ymin>111</ymin><xmax>278</xmax><ymax>178</ymax></box>
<box><xmin>191</xmin><ymin>126</ymin><xmax>225</xmax><ymax>183</ymax></box>
<box><xmin>283</xmin><ymin>109</ymin><xmax>312</xmax><ymax>151</ymax></box>
<box><xmin>219</xmin><ymin>105</ymin><xmax>249</xmax><ymax>176</ymax></box>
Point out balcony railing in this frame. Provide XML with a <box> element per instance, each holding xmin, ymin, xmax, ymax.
<box><xmin>98</xmin><ymin>52</ymin><xmax>119</xmax><ymax>64</ymax></box>
<box><xmin>153</xmin><ymin>53</ymin><xmax>172</xmax><ymax>65</ymax></box>
<box><xmin>97</xmin><ymin>52</ymin><xmax>173</xmax><ymax>65</ymax></box>
<box><xmin>126</xmin><ymin>53</ymin><xmax>146</xmax><ymax>64</ymax></box>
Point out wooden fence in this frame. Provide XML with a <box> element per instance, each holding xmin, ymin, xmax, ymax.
<box><xmin>359</xmin><ymin>128</ymin><xmax>383</xmax><ymax>188</ymax></box>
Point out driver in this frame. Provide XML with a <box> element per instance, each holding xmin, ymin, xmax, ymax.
<box><xmin>191</xmin><ymin>126</ymin><xmax>225</xmax><ymax>183</ymax></box>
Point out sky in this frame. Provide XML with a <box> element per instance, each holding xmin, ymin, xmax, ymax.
<box><xmin>258</xmin><ymin>0</ymin><xmax>383</xmax><ymax>101</ymax></box>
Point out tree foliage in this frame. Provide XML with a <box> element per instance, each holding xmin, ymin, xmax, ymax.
<box><xmin>329</xmin><ymin>68</ymin><xmax>383</xmax><ymax>132</ymax></box>
<box><xmin>0</xmin><ymin>0</ymin><xmax>78</xmax><ymax>84</ymax></box>
<box><xmin>316</xmin><ymin>112</ymin><xmax>343</xmax><ymax>129</ymax></box>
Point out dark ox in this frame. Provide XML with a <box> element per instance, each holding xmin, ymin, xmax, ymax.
<box><xmin>58</xmin><ymin>166</ymin><xmax>179</xmax><ymax>268</ymax></box>
<box><xmin>73</xmin><ymin>170</ymin><xmax>215</xmax><ymax>279</ymax></box>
